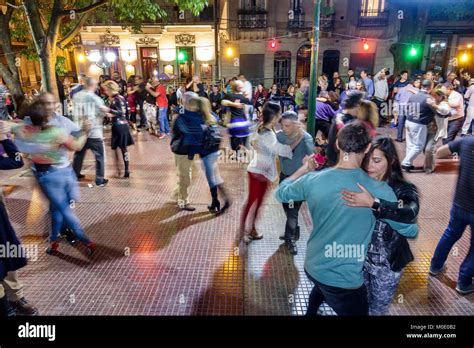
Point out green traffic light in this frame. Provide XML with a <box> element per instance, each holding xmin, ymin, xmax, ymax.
<box><xmin>410</xmin><ymin>46</ymin><xmax>417</xmax><ymax>57</ymax></box>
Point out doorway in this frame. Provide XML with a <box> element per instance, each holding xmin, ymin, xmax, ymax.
<box><xmin>322</xmin><ymin>50</ymin><xmax>340</xmax><ymax>76</ymax></box>
<box><xmin>296</xmin><ymin>44</ymin><xmax>311</xmax><ymax>83</ymax></box>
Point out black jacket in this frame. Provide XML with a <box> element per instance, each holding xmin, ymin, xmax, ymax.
<box><xmin>170</xmin><ymin>114</ymin><xmax>188</xmax><ymax>155</ymax></box>
<box><xmin>375</xmin><ymin>180</ymin><xmax>419</xmax><ymax>224</ymax></box>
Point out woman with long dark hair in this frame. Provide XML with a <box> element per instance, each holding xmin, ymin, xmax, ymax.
<box><xmin>126</xmin><ymin>75</ymin><xmax>138</xmax><ymax>130</ymax></box>
<box><xmin>102</xmin><ymin>80</ymin><xmax>134</xmax><ymax>178</ymax></box>
<box><xmin>341</xmin><ymin>136</ymin><xmax>419</xmax><ymax>315</ymax></box>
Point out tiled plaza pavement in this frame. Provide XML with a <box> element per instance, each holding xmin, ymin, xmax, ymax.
<box><xmin>1</xmin><ymin>126</ymin><xmax>473</xmax><ymax>316</ymax></box>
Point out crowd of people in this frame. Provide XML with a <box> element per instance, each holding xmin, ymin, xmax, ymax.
<box><xmin>0</xmin><ymin>64</ymin><xmax>472</xmax><ymax>318</ymax></box>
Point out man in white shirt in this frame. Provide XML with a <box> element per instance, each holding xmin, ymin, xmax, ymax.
<box><xmin>238</xmin><ymin>74</ymin><xmax>254</xmax><ymax>121</ymax></box>
<box><xmin>373</xmin><ymin>68</ymin><xmax>389</xmax><ymax>125</ymax></box>
<box><xmin>443</xmin><ymin>82</ymin><xmax>465</xmax><ymax>144</ymax></box>
<box><xmin>72</xmin><ymin>77</ymin><xmax>108</xmax><ymax>187</ymax></box>
<box><xmin>462</xmin><ymin>79</ymin><xmax>474</xmax><ymax>135</ymax></box>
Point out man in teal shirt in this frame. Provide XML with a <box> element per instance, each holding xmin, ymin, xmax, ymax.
<box><xmin>275</xmin><ymin>122</ymin><xmax>417</xmax><ymax>315</ymax></box>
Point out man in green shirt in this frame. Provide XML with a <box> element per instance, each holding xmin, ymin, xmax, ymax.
<box><xmin>275</xmin><ymin>122</ymin><xmax>417</xmax><ymax>315</ymax></box>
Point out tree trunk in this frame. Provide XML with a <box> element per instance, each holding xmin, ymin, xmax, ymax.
<box><xmin>39</xmin><ymin>48</ymin><xmax>59</xmax><ymax>99</ymax></box>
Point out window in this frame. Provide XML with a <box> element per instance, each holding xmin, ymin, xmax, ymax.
<box><xmin>427</xmin><ymin>38</ymin><xmax>449</xmax><ymax>74</ymax></box>
<box><xmin>358</xmin><ymin>0</ymin><xmax>388</xmax><ymax>26</ymax></box>
<box><xmin>274</xmin><ymin>51</ymin><xmax>291</xmax><ymax>87</ymax></box>
<box><xmin>288</xmin><ymin>0</ymin><xmax>306</xmax><ymax>29</ymax></box>
<box><xmin>360</xmin><ymin>0</ymin><xmax>385</xmax><ymax>16</ymax></box>
<box><xmin>140</xmin><ymin>47</ymin><xmax>158</xmax><ymax>80</ymax></box>
<box><xmin>238</xmin><ymin>0</ymin><xmax>267</xmax><ymax>28</ymax></box>
<box><xmin>240</xmin><ymin>54</ymin><xmax>265</xmax><ymax>85</ymax></box>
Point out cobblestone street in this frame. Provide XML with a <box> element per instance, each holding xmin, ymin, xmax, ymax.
<box><xmin>1</xmin><ymin>128</ymin><xmax>473</xmax><ymax>315</ymax></box>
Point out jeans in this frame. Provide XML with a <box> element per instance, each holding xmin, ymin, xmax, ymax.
<box><xmin>442</xmin><ymin>118</ymin><xmax>463</xmax><ymax>144</ymax></box>
<box><xmin>201</xmin><ymin>151</ymin><xmax>224</xmax><ymax>189</ymax></box>
<box><xmin>72</xmin><ymin>138</ymin><xmax>105</xmax><ymax>184</ymax></box>
<box><xmin>396</xmin><ymin>110</ymin><xmax>407</xmax><ymax>141</ymax></box>
<box><xmin>158</xmin><ymin>107</ymin><xmax>170</xmax><ymax>134</ymax></box>
<box><xmin>402</xmin><ymin>121</ymin><xmax>428</xmax><ymax>166</ymax></box>
<box><xmin>280</xmin><ymin>173</ymin><xmax>302</xmax><ymax>241</ymax></box>
<box><xmin>431</xmin><ymin>204</ymin><xmax>474</xmax><ymax>288</ymax></box>
<box><xmin>305</xmin><ymin>270</ymin><xmax>369</xmax><ymax>316</ymax></box>
<box><xmin>34</xmin><ymin>166</ymin><xmax>90</xmax><ymax>244</ymax></box>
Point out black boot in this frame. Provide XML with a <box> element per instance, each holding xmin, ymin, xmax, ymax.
<box><xmin>207</xmin><ymin>186</ymin><xmax>220</xmax><ymax>213</ymax></box>
<box><xmin>123</xmin><ymin>150</ymin><xmax>130</xmax><ymax>178</ymax></box>
<box><xmin>0</xmin><ymin>296</ymin><xmax>16</xmax><ymax>317</ymax></box>
<box><xmin>215</xmin><ymin>184</ymin><xmax>231</xmax><ymax>216</ymax></box>
<box><xmin>60</xmin><ymin>226</ymin><xmax>77</xmax><ymax>245</ymax></box>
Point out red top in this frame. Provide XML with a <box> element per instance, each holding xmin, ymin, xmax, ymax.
<box><xmin>156</xmin><ymin>84</ymin><xmax>168</xmax><ymax>108</ymax></box>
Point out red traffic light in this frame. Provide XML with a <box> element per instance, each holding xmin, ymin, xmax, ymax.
<box><xmin>363</xmin><ymin>39</ymin><xmax>369</xmax><ymax>51</ymax></box>
<box><xmin>269</xmin><ymin>39</ymin><xmax>278</xmax><ymax>50</ymax></box>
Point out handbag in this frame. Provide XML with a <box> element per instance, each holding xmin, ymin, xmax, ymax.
<box><xmin>202</xmin><ymin>124</ymin><xmax>222</xmax><ymax>150</ymax></box>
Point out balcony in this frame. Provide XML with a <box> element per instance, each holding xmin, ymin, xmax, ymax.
<box><xmin>288</xmin><ymin>13</ymin><xmax>334</xmax><ymax>31</ymax></box>
<box><xmin>357</xmin><ymin>10</ymin><xmax>389</xmax><ymax>27</ymax></box>
<box><xmin>238</xmin><ymin>8</ymin><xmax>268</xmax><ymax>29</ymax></box>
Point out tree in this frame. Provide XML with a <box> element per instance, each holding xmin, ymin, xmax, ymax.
<box><xmin>0</xmin><ymin>4</ymin><xmax>26</xmax><ymax>112</ymax></box>
<box><xmin>0</xmin><ymin>0</ymin><xmax>209</xmax><ymax>102</ymax></box>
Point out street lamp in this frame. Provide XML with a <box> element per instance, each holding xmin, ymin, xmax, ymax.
<box><xmin>87</xmin><ymin>49</ymin><xmax>117</xmax><ymax>70</ymax></box>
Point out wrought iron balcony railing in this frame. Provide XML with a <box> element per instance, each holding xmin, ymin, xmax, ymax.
<box><xmin>238</xmin><ymin>8</ymin><xmax>268</xmax><ymax>29</ymax></box>
<box><xmin>357</xmin><ymin>9</ymin><xmax>389</xmax><ymax>27</ymax></box>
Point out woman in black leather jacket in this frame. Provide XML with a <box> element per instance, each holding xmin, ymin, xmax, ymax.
<box><xmin>342</xmin><ymin>136</ymin><xmax>419</xmax><ymax>315</ymax></box>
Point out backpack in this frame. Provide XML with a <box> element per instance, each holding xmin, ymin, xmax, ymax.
<box><xmin>202</xmin><ymin>123</ymin><xmax>222</xmax><ymax>150</ymax></box>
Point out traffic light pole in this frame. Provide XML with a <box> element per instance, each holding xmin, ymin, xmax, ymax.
<box><xmin>307</xmin><ymin>0</ymin><xmax>321</xmax><ymax>137</ymax></box>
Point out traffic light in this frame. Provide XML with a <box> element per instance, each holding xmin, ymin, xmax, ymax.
<box><xmin>410</xmin><ymin>46</ymin><xmax>417</xmax><ymax>57</ymax></box>
<box><xmin>178</xmin><ymin>51</ymin><xmax>186</xmax><ymax>62</ymax></box>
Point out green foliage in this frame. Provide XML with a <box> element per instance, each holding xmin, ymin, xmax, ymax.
<box><xmin>55</xmin><ymin>55</ymin><xmax>68</xmax><ymax>76</ymax></box>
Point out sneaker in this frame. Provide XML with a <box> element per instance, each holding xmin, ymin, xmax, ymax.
<box><xmin>455</xmin><ymin>283</ymin><xmax>474</xmax><ymax>295</ymax></box>
<box><xmin>159</xmin><ymin>134</ymin><xmax>167</xmax><ymax>140</ymax></box>
<box><xmin>429</xmin><ymin>262</ymin><xmax>446</xmax><ymax>276</ymax></box>
<box><xmin>179</xmin><ymin>204</ymin><xmax>196</xmax><ymax>212</ymax></box>
<box><xmin>401</xmin><ymin>164</ymin><xmax>414</xmax><ymax>173</ymax></box>
<box><xmin>9</xmin><ymin>297</ymin><xmax>38</xmax><ymax>316</ymax></box>
<box><xmin>96</xmin><ymin>179</ymin><xmax>109</xmax><ymax>187</ymax></box>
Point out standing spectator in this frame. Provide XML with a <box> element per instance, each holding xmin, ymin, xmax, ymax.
<box><xmin>186</xmin><ymin>75</ymin><xmax>207</xmax><ymax>97</ymax></box>
<box><xmin>394</xmin><ymin>78</ymin><xmax>421</xmax><ymax>142</ymax></box>
<box><xmin>221</xmin><ymin>80</ymin><xmax>252</xmax><ymax>154</ymax></box>
<box><xmin>361</xmin><ymin>70</ymin><xmax>374</xmax><ymax>99</ymax></box>
<box><xmin>277</xmin><ymin>111</ymin><xmax>314</xmax><ymax>254</ymax></box>
<box><xmin>254</xmin><ymin>83</ymin><xmax>268</xmax><ymax>121</ymax></box>
<box><xmin>442</xmin><ymin>82</ymin><xmax>464</xmax><ymax>144</ymax></box>
<box><xmin>209</xmin><ymin>84</ymin><xmax>223</xmax><ymax>115</ymax></box>
<box><xmin>112</xmin><ymin>71</ymin><xmax>127</xmax><ymax>96</ymax></box>
<box><xmin>373</xmin><ymin>68</ymin><xmax>389</xmax><ymax>125</ymax></box>
<box><xmin>315</xmin><ymin>91</ymin><xmax>337</xmax><ymax>139</ymax></box>
<box><xmin>144</xmin><ymin>77</ymin><xmax>159</xmax><ymax>135</ymax></box>
<box><xmin>392</xmin><ymin>71</ymin><xmax>410</xmax><ymax>98</ymax></box>
<box><xmin>401</xmin><ymin>80</ymin><xmax>435</xmax><ymax>172</ymax></box>
<box><xmin>430</xmin><ymin>136</ymin><xmax>474</xmax><ymax>295</ymax></box>
<box><xmin>333</xmin><ymin>77</ymin><xmax>345</xmax><ymax>96</ymax></box>
<box><xmin>167</xmin><ymin>86</ymin><xmax>178</xmax><ymax>119</ymax></box>
<box><xmin>72</xmin><ymin>77</ymin><xmax>109</xmax><ymax>187</ymax></box>
<box><xmin>462</xmin><ymin>78</ymin><xmax>474</xmax><ymax>136</ymax></box>
<box><xmin>156</xmin><ymin>77</ymin><xmax>170</xmax><ymax>139</ymax></box>
<box><xmin>268</xmin><ymin>83</ymin><xmax>281</xmax><ymax>100</ymax></box>
<box><xmin>134</xmin><ymin>76</ymin><xmax>147</xmax><ymax>129</ymax></box>
<box><xmin>343</xmin><ymin>68</ymin><xmax>355</xmax><ymax>84</ymax></box>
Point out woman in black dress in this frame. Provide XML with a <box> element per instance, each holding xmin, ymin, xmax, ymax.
<box><xmin>102</xmin><ymin>80</ymin><xmax>134</xmax><ymax>178</ymax></box>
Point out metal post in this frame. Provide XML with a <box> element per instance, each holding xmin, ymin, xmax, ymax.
<box><xmin>214</xmin><ymin>0</ymin><xmax>220</xmax><ymax>83</ymax></box>
<box><xmin>307</xmin><ymin>0</ymin><xmax>321</xmax><ymax>137</ymax></box>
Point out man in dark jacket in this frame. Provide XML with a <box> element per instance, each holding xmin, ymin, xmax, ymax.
<box><xmin>170</xmin><ymin>92</ymin><xmax>198</xmax><ymax>211</ymax></box>
<box><xmin>0</xmin><ymin>123</ymin><xmax>38</xmax><ymax>316</ymax></box>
